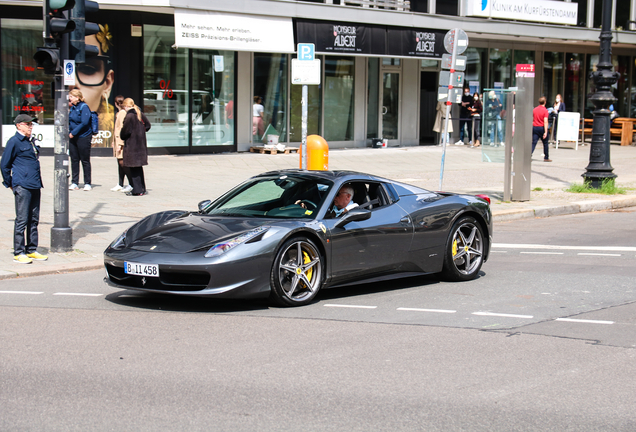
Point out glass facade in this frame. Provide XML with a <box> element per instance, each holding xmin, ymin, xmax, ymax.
<box><xmin>324</xmin><ymin>56</ymin><xmax>355</xmax><ymax>141</ymax></box>
<box><xmin>565</xmin><ymin>53</ymin><xmax>585</xmax><ymax>116</ymax></box>
<box><xmin>254</xmin><ymin>53</ymin><xmax>288</xmax><ymax>144</ymax></box>
<box><xmin>367</xmin><ymin>58</ymin><xmax>380</xmax><ymax>139</ymax></box>
<box><xmin>543</xmin><ymin>52</ymin><xmax>564</xmax><ymax>106</ymax></box>
<box><xmin>489</xmin><ymin>49</ymin><xmax>511</xmax><ymax>89</ymax></box>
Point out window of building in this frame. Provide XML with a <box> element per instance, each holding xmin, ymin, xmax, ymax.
<box><xmin>143</xmin><ymin>24</ymin><xmax>188</xmax><ymax>148</ymax></box>
<box><xmin>574</xmin><ymin>0</ymin><xmax>588</xmax><ymax>26</ymax></box>
<box><xmin>593</xmin><ymin>0</ymin><xmax>603</xmax><ymax>28</ymax></box>
<box><xmin>254</xmin><ymin>53</ymin><xmax>288</xmax><ymax>143</ymax></box>
<box><xmin>324</xmin><ymin>56</ymin><xmax>355</xmax><ymax>141</ymax></box>
<box><xmin>1</xmin><ymin>19</ymin><xmax>50</xmax><ymax>128</ymax></box>
<box><xmin>367</xmin><ymin>58</ymin><xmax>380</xmax><ymax>139</ymax></box>
<box><xmin>465</xmin><ymin>47</ymin><xmax>487</xmax><ymax>91</ymax></box>
<box><xmin>565</xmin><ymin>53</ymin><xmax>585</xmax><ymax>115</ymax></box>
<box><xmin>290</xmin><ymin>55</ymin><xmax>322</xmax><ymax>143</ymax></box>
<box><xmin>436</xmin><ymin>0</ymin><xmax>458</xmax><ymax>15</ymax></box>
<box><xmin>543</xmin><ymin>52</ymin><xmax>563</xmax><ymax>104</ymax></box>
<box><xmin>191</xmin><ymin>50</ymin><xmax>235</xmax><ymax>146</ymax></box>
<box><xmin>615</xmin><ymin>0</ymin><xmax>631</xmax><ymax>30</ymax></box>
<box><xmin>585</xmin><ymin>55</ymin><xmax>629</xmax><ymax>118</ymax></box>
<box><xmin>488</xmin><ymin>48</ymin><xmax>511</xmax><ymax>89</ymax></box>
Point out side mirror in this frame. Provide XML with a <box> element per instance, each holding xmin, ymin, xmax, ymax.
<box><xmin>334</xmin><ymin>208</ymin><xmax>371</xmax><ymax>228</ymax></box>
<box><xmin>198</xmin><ymin>199</ymin><xmax>212</xmax><ymax>213</ymax></box>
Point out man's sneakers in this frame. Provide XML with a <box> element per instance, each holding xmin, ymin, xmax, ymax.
<box><xmin>14</xmin><ymin>254</ymin><xmax>33</xmax><ymax>264</ymax></box>
<box><xmin>83</xmin><ymin>184</ymin><xmax>92</xmax><ymax>191</ymax></box>
<box><xmin>69</xmin><ymin>183</ymin><xmax>79</xmax><ymax>190</ymax></box>
<box><xmin>121</xmin><ymin>185</ymin><xmax>133</xmax><ymax>193</ymax></box>
<box><xmin>454</xmin><ymin>140</ymin><xmax>465</xmax><ymax>146</ymax></box>
<box><xmin>27</xmin><ymin>252</ymin><xmax>48</xmax><ymax>261</ymax></box>
<box><xmin>111</xmin><ymin>184</ymin><xmax>123</xmax><ymax>192</ymax></box>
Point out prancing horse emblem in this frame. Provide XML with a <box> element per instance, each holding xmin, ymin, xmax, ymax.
<box><xmin>141</xmin><ymin>277</ymin><xmax>147</xmax><ymax>286</ymax></box>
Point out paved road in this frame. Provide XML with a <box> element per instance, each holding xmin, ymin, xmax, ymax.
<box><xmin>1</xmin><ymin>209</ymin><xmax>636</xmax><ymax>430</ymax></box>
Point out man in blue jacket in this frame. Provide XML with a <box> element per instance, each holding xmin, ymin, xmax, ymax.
<box><xmin>1</xmin><ymin>114</ymin><xmax>48</xmax><ymax>264</ymax></box>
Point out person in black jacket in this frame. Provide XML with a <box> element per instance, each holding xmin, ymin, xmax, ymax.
<box><xmin>120</xmin><ymin>98</ymin><xmax>151</xmax><ymax>196</ymax></box>
<box><xmin>1</xmin><ymin>114</ymin><xmax>48</xmax><ymax>264</ymax></box>
<box><xmin>456</xmin><ymin>87</ymin><xmax>474</xmax><ymax>145</ymax></box>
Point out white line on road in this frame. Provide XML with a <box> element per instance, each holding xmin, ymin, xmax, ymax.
<box><xmin>0</xmin><ymin>291</ymin><xmax>43</xmax><ymax>295</ymax></box>
<box><xmin>53</xmin><ymin>293</ymin><xmax>103</xmax><ymax>297</ymax></box>
<box><xmin>494</xmin><ymin>243</ymin><xmax>636</xmax><ymax>252</ymax></box>
<box><xmin>473</xmin><ymin>312</ymin><xmax>534</xmax><ymax>319</ymax></box>
<box><xmin>324</xmin><ymin>304</ymin><xmax>377</xmax><ymax>309</ymax></box>
<box><xmin>555</xmin><ymin>318</ymin><xmax>614</xmax><ymax>325</ymax></box>
<box><xmin>520</xmin><ymin>251</ymin><xmax>564</xmax><ymax>255</ymax></box>
<box><xmin>577</xmin><ymin>253</ymin><xmax>622</xmax><ymax>257</ymax></box>
<box><xmin>397</xmin><ymin>307</ymin><xmax>456</xmax><ymax>313</ymax></box>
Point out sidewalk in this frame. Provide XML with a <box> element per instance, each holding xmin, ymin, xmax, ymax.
<box><xmin>2</xmin><ymin>143</ymin><xmax>635</xmax><ymax>279</ymax></box>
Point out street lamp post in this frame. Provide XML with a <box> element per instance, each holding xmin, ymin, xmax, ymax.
<box><xmin>583</xmin><ymin>0</ymin><xmax>619</xmax><ymax>188</ymax></box>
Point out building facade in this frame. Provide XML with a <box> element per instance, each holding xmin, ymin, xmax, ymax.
<box><xmin>2</xmin><ymin>0</ymin><xmax>636</xmax><ymax>154</ymax></box>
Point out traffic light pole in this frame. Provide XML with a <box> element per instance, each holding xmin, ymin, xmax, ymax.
<box><xmin>50</xmin><ymin>32</ymin><xmax>72</xmax><ymax>252</ymax></box>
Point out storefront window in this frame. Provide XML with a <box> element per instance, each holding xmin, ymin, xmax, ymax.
<box><xmin>565</xmin><ymin>53</ymin><xmax>585</xmax><ymax>115</ymax></box>
<box><xmin>191</xmin><ymin>50</ymin><xmax>234</xmax><ymax>146</ymax></box>
<box><xmin>2</xmin><ymin>19</ymin><xmax>51</xmax><ymax>146</ymax></box>
<box><xmin>254</xmin><ymin>53</ymin><xmax>288</xmax><ymax>143</ymax></box>
<box><xmin>488</xmin><ymin>48</ymin><xmax>511</xmax><ymax>89</ymax></box>
<box><xmin>143</xmin><ymin>24</ymin><xmax>188</xmax><ymax>147</ymax></box>
<box><xmin>465</xmin><ymin>47</ymin><xmax>487</xmax><ymax>92</ymax></box>
<box><xmin>543</xmin><ymin>52</ymin><xmax>563</xmax><ymax>105</ymax></box>
<box><xmin>324</xmin><ymin>56</ymin><xmax>354</xmax><ymax>141</ymax></box>
<box><xmin>586</xmin><ymin>55</ymin><xmax>630</xmax><ymax>118</ymax></box>
<box><xmin>367</xmin><ymin>58</ymin><xmax>380</xmax><ymax>139</ymax></box>
<box><xmin>513</xmin><ymin>50</ymin><xmax>535</xmax><ymax>86</ymax></box>
<box><xmin>290</xmin><ymin>56</ymin><xmax>321</xmax><ymax>143</ymax></box>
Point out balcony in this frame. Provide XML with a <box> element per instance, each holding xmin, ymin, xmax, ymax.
<box><xmin>299</xmin><ymin>0</ymin><xmax>411</xmax><ymax>12</ymax></box>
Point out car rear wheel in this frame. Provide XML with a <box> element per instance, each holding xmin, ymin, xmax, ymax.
<box><xmin>270</xmin><ymin>236</ymin><xmax>323</xmax><ymax>307</ymax></box>
<box><xmin>441</xmin><ymin>216</ymin><xmax>484</xmax><ymax>281</ymax></box>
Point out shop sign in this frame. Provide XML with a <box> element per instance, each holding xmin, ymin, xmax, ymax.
<box><xmin>296</xmin><ymin>20</ymin><xmax>386</xmax><ymax>55</ymax></box>
<box><xmin>387</xmin><ymin>28</ymin><xmax>446</xmax><ymax>58</ymax></box>
<box><xmin>466</xmin><ymin>0</ymin><xmax>578</xmax><ymax>25</ymax></box>
<box><xmin>174</xmin><ymin>10</ymin><xmax>295</xmax><ymax>53</ymax></box>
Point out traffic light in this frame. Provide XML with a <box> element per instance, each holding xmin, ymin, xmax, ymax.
<box><xmin>34</xmin><ymin>47</ymin><xmax>61</xmax><ymax>74</ymax></box>
<box><xmin>43</xmin><ymin>0</ymin><xmax>76</xmax><ymax>41</ymax></box>
<box><xmin>70</xmin><ymin>0</ymin><xmax>100</xmax><ymax>63</ymax></box>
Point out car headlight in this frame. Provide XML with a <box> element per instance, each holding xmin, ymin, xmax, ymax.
<box><xmin>205</xmin><ymin>226</ymin><xmax>268</xmax><ymax>258</ymax></box>
<box><xmin>109</xmin><ymin>231</ymin><xmax>127</xmax><ymax>250</ymax></box>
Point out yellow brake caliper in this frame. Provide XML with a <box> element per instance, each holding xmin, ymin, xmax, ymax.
<box><xmin>303</xmin><ymin>251</ymin><xmax>313</xmax><ymax>285</ymax></box>
<box><xmin>452</xmin><ymin>239</ymin><xmax>458</xmax><ymax>257</ymax></box>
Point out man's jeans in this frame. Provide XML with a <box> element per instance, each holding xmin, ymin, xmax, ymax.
<box><xmin>13</xmin><ymin>186</ymin><xmax>40</xmax><ymax>255</ymax></box>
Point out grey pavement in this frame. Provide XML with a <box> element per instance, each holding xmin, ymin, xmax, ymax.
<box><xmin>2</xmin><ymin>142</ymin><xmax>636</xmax><ymax>279</ymax></box>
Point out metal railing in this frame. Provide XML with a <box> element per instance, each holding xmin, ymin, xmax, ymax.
<box><xmin>312</xmin><ymin>0</ymin><xmax>411</xmax><ymax>11</ymax></box>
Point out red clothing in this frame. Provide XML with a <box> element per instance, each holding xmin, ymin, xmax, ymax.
<box><xmin>533</xmin><ymin>105</ymin><xmax>549</xmax><ymax>127</ymax></box>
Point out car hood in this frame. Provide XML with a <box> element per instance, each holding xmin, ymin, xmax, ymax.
<box><xmin>128</xmin><ymin>213</ymin><xmax>275</xmax><ymax>254</ymax></box>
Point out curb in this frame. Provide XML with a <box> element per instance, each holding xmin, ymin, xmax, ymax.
<box><xmin>0</xmin><ymin>260</ymin><xmax>104</xmax><ymax>281</ymax></box>
<box><xmin>493</xmin><ymin>194</ymin><xmax>636</xmax><ymax>223</ymax></box>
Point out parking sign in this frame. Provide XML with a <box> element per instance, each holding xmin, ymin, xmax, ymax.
<box><xmin>297</xmin><ymin>43</ymin><xmax>315</xmax><ymax>61</ymax></box>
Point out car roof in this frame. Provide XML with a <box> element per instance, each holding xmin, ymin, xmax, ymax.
<box><xmin>254</xmin><ymin>169</ymin><xmax>387</xmax><ymax>183</ymax></box>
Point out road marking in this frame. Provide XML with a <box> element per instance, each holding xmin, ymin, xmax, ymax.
<box><xmin>53</xmin><ymin>293</ymin><xmax>103</xmax><ymax>297</ymax></box>
<box><xmin>494</xmin><ymin>243</ymin><xmax>636</xmax><ymax>252</ymax></box>
<box><xmin>324</xmin><ymin>304</ymin><xmax>377</xmax><ymax>309</ymax></box>
<box><xmin>520</xmin><ymin>251</ymin><xmax>564</xmax><ymax>255</ymax></box>
<box><xmin>577</xmin><ymin>253</ymin><xmax>621</xmax><ymax>257</ymax></box>
<box><xmin>490</xmin><ymin>250</ymin><xmax>508</xmax><ymax>253</ymax></box>
<box><xmin>0</xmin><ymin>291</ymin><xmax>43</xmax><ymax>295</ymax></box>
<box><xmin>397</xmin><ymin>307</ymin><xmax>456</xmax><ymax>313</ymax></box>
<box><xmin>473</xmin><ymin>312</ymin><xmax>534</xmax><ymax>319</ymax></box>
<box><xmin>555</xmin><ymin>318</ymin><xmax>614</xmax><ymax>325</ymax></box>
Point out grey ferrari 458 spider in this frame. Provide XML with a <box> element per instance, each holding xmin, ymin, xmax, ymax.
<box><xmin>104</xmin><ymin>170</ymin><xmax>492</xmax><ymax>306</ymax></box>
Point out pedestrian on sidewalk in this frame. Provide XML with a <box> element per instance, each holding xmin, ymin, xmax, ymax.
<box><xmin>433</xmin><ymin>100</ymin><xmax>453</xmax><ymax>145</ymax></box>
<box><xmin>68</xmin><ymin>89</ymin><xmax>93</xmax><ymax>191</ymax></box>
<box><xmin>1</xmin><ymin>114</ymin><xmax>48</xmax><ymax>264</ymax></box>
<box><xmin>469</xmin><ymin>92</ymin><xmax>482</xmax><ymax>147</ymax></box>
<box><xmin>456</xmin><ymin>87</ymin><xmax>473</xmax><ymax>145</ymax></box>
<box><xmin>532</xmin><ymin>96</ymin><xmax>551</xmax><ymax>162</ymax></box>
<box><xmin>120</xmin><ymin>98</ymin><xmax>151</xmax><ymax>196</ymax></box>
<box><xmin>111</xmin><ymin>95</ymin><xmax>133</xmax><ymax>193</ymax></box>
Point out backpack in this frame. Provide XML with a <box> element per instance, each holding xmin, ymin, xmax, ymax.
<box><xmin>90</xmin><ymin>110</ymin><xmax>99</xmax><ymax>135</ymax></box>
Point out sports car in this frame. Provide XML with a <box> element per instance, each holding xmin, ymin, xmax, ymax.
<box><xmin>104</xmin><ymin>170</ymin><xmax>492</xmax><ymax>306</ymax></box>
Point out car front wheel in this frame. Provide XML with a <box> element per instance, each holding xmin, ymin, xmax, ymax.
<box><xmin>441</xmin><ymin>216</ymin><xmax>485</xmax><ymax>281</ymax></box>
<box><xmin>270</xmin><ymin>236</ymin><xmax>323</xmax><ymax>307</ymax></box>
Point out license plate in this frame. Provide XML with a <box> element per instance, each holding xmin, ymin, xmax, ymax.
<box><xmin>124</xmin><ymin>262</ymin><xmax>159</xmax><ymax>277</ymax></box>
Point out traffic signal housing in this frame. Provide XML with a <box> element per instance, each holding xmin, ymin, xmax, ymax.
<box><xmin>44</xmin><ymin>0</ymin><xmax>76</xmax><ymax>41</ymax></box>
<box><xmin>70</xmin><ymin>0</ymin><xmax>100</xmax><ymax>63</ymax></box>
<box><xmin>34</xmin><ymin>47</ymin><xmax>61</xmax><ymax>75</ymax></box>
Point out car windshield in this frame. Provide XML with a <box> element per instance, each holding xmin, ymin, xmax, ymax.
<box><xmin>204</xmin><ymin>175</ymin><xmax>333</xmax><ymax>219</ymax></box>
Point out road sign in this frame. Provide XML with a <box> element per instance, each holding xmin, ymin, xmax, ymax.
<box><xmin>297</xmin><ymin>43</ymin><xmax>315</xmax><ymax>61</ymax></box>
<box><xmin>437</xmin><ymin>87</ymin><xmax>462</xmax><ymax>103</ymax></box>
<box><xmin>443</xmin><ymin>28</ymin><xmax>468</xmax><ymax>55</ymax></box>
<box><xmin>63</xmin><ymin>60</ymin><xmax>75</xmax><ymax>86</ymax></box>
<box><xmin>439</xmin><ymin>71</ymin><xmax>464</xmax><ymax>87</ymax></box>
<box><xmin>441</xmin><ymin>54</ymin><xmax>467</xmax><ymax>71</ymax></box>
<box><xmin>292</xmin><ymin>59</ymin><xmax>321</xmax><ymax>85</ymax></box>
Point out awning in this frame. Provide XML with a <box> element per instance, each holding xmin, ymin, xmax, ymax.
<box><xmin>296</xmin><ymin>19</ymin><xmax>446</xmax><ymax>59</ymax></box>
<box><xmin>174</xmin><ymin>10</ymin><xmax>295</xmax><ymax>53</ymax></box>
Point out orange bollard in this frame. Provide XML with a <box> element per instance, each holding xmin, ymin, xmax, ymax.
<box><xmin>299</xmin><ymin>134</ymin><xmax>329</xmax><ymax>171</ymax></box>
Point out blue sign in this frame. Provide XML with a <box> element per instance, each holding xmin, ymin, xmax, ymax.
<box><xmin>65</xmin><ymin>62</ymin><xmax>73</xmax><ymax>76</ymax></box>
<box><xmin>297</xmin><ymin>43</ymin><xmax>315</xmax><ymax>61</ymax></box>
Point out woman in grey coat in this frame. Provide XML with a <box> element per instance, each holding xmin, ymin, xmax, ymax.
<box><xmin>120</xmin><ymin>98</ymin><xmax>151</xmax><ymax>196</ymax></box>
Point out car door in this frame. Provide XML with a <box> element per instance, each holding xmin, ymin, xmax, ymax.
<box><xmin>324</xmin><ymin>183</ymin><xmax>413</xmax><ymax>285</ymax></box>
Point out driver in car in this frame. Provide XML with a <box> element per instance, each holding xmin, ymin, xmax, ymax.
<box><xmin>326</xmin><ymin>184</ymin><xmax>358</xmax><ymax>218</ymax></box>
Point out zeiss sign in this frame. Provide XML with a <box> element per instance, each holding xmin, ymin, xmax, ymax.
<box><xmin>466</xmin><ymin>0</ymin><xmax>578</xmax><ymax>25</ymax></box>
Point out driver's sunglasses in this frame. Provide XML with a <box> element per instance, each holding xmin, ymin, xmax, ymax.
<box><xmin>76</xmin><ymin>55</ymin><xmax>112</xmax><ymax>87</ymax></box>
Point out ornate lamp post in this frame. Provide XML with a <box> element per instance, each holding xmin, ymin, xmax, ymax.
<box><xmin>583</xmin><ymin>0</ymin><xmax>620</xmax><ymax>188</ymax></box>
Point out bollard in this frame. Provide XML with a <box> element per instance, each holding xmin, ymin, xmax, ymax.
<box><xmin>299</xmin><ymin>134</ymin><xmax>329</xmax><ymax>170</ymax></box>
